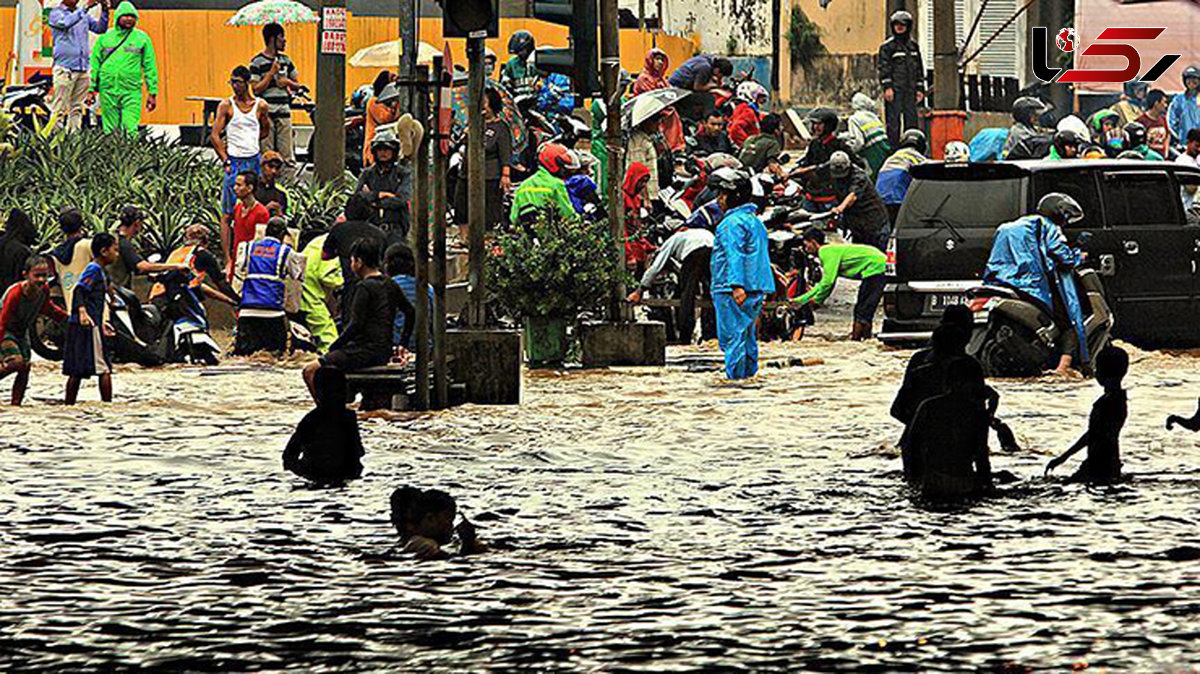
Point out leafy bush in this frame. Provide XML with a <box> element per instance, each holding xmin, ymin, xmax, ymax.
<box><xmin>487</xmin><ymin>210</ymin><xmax>625</xmax><ymax>320</ymax></box>
<box><xmin>789</xmin><ymin>9</ymin><xmax>826</xmax><ymax>69</ymax></box>
<box><xmin>0</xmin><ymin>129</ymin><xmax>350</xmax><ymax>253</ymax></box>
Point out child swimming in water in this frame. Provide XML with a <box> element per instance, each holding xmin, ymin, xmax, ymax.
<box><xmin>1046</xmin><ymin>345</ymin><xmax>1129</xmax><ymax>484</ymax></box>
<box><xmin>389</xmin><ymin>487</ymin><xmax>485</xmax><ymax>560</ymax></box>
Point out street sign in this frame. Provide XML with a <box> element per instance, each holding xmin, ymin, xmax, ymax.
<box><xmin>321</xmin><ymin>30</ymin><xmax>346</xmax><ymax>55</ymax></box>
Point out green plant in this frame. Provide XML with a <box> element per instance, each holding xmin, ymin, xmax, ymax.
<box><xmin>0</xmin><ymin>129</ymin><xmax>349</xmax><ymax>253</ymax></box>
<box><xmin>726</xmin><ymin>33</ymin><xmax>739</xmax><ymax>56</ymax></box>
<box><xmin>789</xmin><ymin>9</ymin><xmax>826</xmax><ymax>68</ymax></box>
<box><xmin>487</xmin><ymin>210</ymin><xmax>625</xmax><ymax>320</ymax></box>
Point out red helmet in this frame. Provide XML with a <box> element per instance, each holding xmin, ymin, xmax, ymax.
<box><xmin>538</xmin><ymin>143</ymin><xmax>572</xmax><ymax>176</ymax></box>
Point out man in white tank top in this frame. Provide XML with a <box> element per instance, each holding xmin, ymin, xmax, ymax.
<box><xmin>211</xmin><ymin>65</ymin><xmax>271</xmax><ymax>266</ymax></box>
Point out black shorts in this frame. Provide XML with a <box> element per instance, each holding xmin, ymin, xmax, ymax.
<box><xmin>234</xmin><ymin>316</ymin><xmax>288</xmax><ymax>355</ymax></box>
<box><xmin>320</xmin><ymin>346</ymin><xmax>389</xmax><ymax>371</ymax></box>
<box><xmin>854</xmin><ymin>274</ymin><xmax>886</xmax><ymax>324</ymax></box>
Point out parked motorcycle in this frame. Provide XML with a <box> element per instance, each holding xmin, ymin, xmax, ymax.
<box><xmin>1</xmin><ymin>77</ymin><xmax>53</xmax><ymax>131</ymax></box>
<box><xmin>966</xmin><ymin>268</ymin><xmax>1114</xmax><ymax>377</ymax></box>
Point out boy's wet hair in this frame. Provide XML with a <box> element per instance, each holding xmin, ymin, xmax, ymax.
<box><xmin>314</xmin><ymin>366</ymin><xmax>347</xmax><ymax>407</ymax></box>
<box><xmin>344</xmin><ymin>194</ymin><xmax>374</xmax><ymax>222</ymax></box>
<box><xmin>59</xmin><ymin>208</ymin><xmax>85</xmax><ymax>235</ymax></box>
<box><xmin>350</xmin><ymin>236</ymin><xmax>383</xmax><ymax>269</ymax></box>
<box><xmin>941</xmin><ymin>304</ymin><xmax>973</xmax><ymax>333</ymax></box>
<box><xmin>119</xmin><ymin>206</ymin><xmax>146</xmax><ymax>229</ymax></box>
<box><xmin>802</xmin><ymin>228</ymin><xmax>826</xmax><ymax>244</ymax></box>
<box><xmin>91</xmin><ymin>232</ymin><xmax>116</xmax><ymax>258</ymax></box>
<box><xmin>22</xmin><ymin>254</ymin><xmax>48</xmax><ymax>273</ymax></box>
<box><xmin>389</xmin><ymin>487</ymin><xmax>456</xmax><ymax>534</ymax></box>
<box><xmin>1095</xmin><ymin>345</ymin><xmax>1129</xmax><ymax>382</ymax></box>
<box><xmin>265</xmin><ymin>217</ymin><xmax>288</xmax><ymax>240</ymax></box>
<box><xmin>931</xmin><ymin>323</ymin><xmax>969</xmax><ymax>355</ymax></box>
<box><xmin>385</xmin><ymin>243</ymin><xmax>415</xmax><ymax>277</ymax></box>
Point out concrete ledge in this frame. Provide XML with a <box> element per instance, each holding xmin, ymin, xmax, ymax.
<box><xmin>578</xmin><ymin>321</ymin><xmax>667</xmax><ymax>368</ymax></box>
<box><xmin>446</xmin><ymin>329</ymin><xmax>522</xmax><ymax>405</ymax></box>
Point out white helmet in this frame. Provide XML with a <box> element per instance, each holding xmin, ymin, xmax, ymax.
<box><xmin>736</xmin><ymin>81</ymin><xmax>769</xmax><ymax>106</ymax></box>
<box><xmin>944</xmin><ymin>141</ymin><xmax>970</xmax><ymax>163</ymax></box>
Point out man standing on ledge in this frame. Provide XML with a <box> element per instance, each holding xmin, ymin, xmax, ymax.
<box><xmin>47</xmin><ymin>0</ymin><xmax>109</xmax><ymax>131</ymax></box>
<box><xmin>876</xmin><ymin>10</ymin><xmax>925</xmax><ymax>147</ymax></box>
<box><xmin>87</xmin><ymin>1</ymin><xmax>157</xmax><ymax>134</ymax></box>
<box><xmin>709</xmin><ymin>168</ymin><xmax>773</xmax><ymax>380</ymax></box>
<box><xmin>250</xmin><ymin>23</ymin><xmax>303</xmax><ymax>181</ymax></box>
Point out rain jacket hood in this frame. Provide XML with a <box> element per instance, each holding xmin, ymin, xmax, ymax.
<box><xmin>640</xmin><ymin>49</ymin><xmax>669</xmax><ymax>80</ymax></box>
<box><xmin>852</xmin><ymin>92</ymin><xmax>876</xmax><ymax>112</ymax></box>
<box><xmin>983</xmin><ymin>214</ymin><xmax>1089</xmax><ymax>363</ymax></box>
<box><xmin>114</xmin><ymin>1</ymin><xmax>138</xmax><ymax>22</ymax></box>
<box><xmin>623</xmin><ymin>162</ymin><xmax>651</xmax><ymax>210</ymax></box>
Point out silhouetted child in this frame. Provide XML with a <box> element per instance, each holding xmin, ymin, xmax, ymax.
<box><xmin>1046</xmin><ymin>345</ymin><xmax>1129</xmax><ymax>484</ymax></box>
<box><xmin>389</xmin><ymin>487</ymin><xmax>485</xmax><ymax>560</ymax></box>
<box><xmin>283</xmin><ymin>366</ymin><xmax>364</xmax><ymax>484</ymax></box>
<box><xmin>904</xmin><ymin>356</ymin><xmax>994</xmax><ymax>498</ymax></box>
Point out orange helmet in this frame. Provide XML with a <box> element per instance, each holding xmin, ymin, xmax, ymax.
<box><xmin>538</xmin><ymin>143</ymin><xmax>572</xmax><ymax>176</ymax></box>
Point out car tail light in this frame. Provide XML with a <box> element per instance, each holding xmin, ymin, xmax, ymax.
<box><xmin>968</xmin><ymin>297</ymin><xmax>991</xmax><ymax>313</ymax></box>
<box><xmin>885</xmin><ymin>237</ymin><xmax>897</xmax><ymax>276</ymax></box>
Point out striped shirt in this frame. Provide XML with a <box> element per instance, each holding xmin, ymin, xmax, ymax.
<box><xmin>248</xmin><ymin>52</ymin><xmax>297</xmax><ymax>117</ymax></box>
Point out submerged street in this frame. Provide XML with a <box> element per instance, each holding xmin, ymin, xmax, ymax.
<box><xmin>3</xmin><ymin>318</ymin><xmax>1199</xmax><ymax>670</ymax></box>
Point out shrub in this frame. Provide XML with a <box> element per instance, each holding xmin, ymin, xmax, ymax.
<box><xmin>487</xmin><ymin>209</ymin><xmax>625</xmax><ymax>320</ymax></box>
<box><xmin>789</xmin><ymin>9</ymin><xmax>826</xmax><ymax>69</ymax></box>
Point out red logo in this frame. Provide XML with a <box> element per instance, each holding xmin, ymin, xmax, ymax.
<box><xmin>1033</xmin><ymin>26</ymin><xmax>1181</xmax><ymax>84</ymax></box>
<box><xmin>1056</xmin><ymin>27</ymin><xmax>1076</xmax><ymax>53</ymax></box>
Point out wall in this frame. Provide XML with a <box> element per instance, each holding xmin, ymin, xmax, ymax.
<box><xmin>659</xmin><ymin>0</ymin><xmax>773</xmax><ymax>56</ymax></box>
<box><xmin>787</xmin><ymin>51</ymin><xmax>879</xmax><ymax>108</ymax></box>
<box><xmin>794</xmin><ymin>0</ymin><xmax>884</xmax><ymax>55</ymax></box>
<box><xmin>0</xmin><ymin>8</ymin><xmax>695</xmax><ymax>125</ymax></box>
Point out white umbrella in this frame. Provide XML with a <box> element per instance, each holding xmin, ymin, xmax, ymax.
<box><xmin>622</xmin><ymin>88</ymin><xmax>691</xmax><ymax>129</ymax></box>
<box><xmin>349</xmin><ymin>40</ymin><xmax>440</xmax><ymax>68</ymax></box>
<box><xmin>226</xmin><ymin>0</ymin><xmax>317</xmax><ymax>26</ymax></box>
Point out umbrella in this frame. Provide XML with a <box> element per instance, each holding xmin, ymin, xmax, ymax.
<box><xmin>622</xmin><ymin>88</ymin><xmax>691</xmax><ymax>129</ymax></box>
<box><xmin>226</xmin><ymin>0</ymin><xmax>317</xmax><ymax>25</ymax></box>
<box><xmin>349</xmin><ymin>40</ymin><xmax>441</xmax><ymax>68</ymax></box>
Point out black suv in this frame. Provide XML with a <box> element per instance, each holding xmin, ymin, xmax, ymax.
<box><xmin>882</xmin><ymin>159</ymin><xmax>1200</xmax><ymax>346</ymax></box>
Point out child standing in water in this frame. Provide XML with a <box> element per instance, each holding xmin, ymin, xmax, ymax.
<box><xmin>283</xmin><ymin>366</ymin><xmax>364</xmax><ymax>484</ymax></box>
<box><xmin>389</xmin><ymin>487</ymin><xmax>485</xmax><ymax>560</ymax></box>
<box><xmin>1046</xmin><ymin>345</ymin><xmax>1129</xmax><ymax>483</ymax></box>
<box><xmin>63</xmin><ymin>234</ymin><xmax>118</xmax><ymax>405</ymax></box>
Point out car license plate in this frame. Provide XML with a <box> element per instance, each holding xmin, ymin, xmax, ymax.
<box><xmin>927</xmin><ymin>293</ymin><xmax>966</xmax><ymax>312</ymax></box>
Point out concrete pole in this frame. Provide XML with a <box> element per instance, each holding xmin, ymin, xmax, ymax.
<box><xmin>932</xmin><ymin>0</ymin><xmax>960</xmax><ymax>110</ymax></box>
<box><xmin>314</xmin><ymin>0</ymin><xmax>347</xmax><ymax>183</ymax></box>
<box><xmin>600</xmin><ymin>0</ymin><xmax>626</xmax><ymax>322</ymax></box>
<box><xmin>466</xmin><ymin>36</ymin><xmax>487</xmax><ymax>328</ymax></box>
<box><xmin>431</xmin><ymin>56</ymin><xmax>449</xmax><ymax>409</ymax></box>
<box><xmin>413</xmin><ymin>64</ymin><xmax>431</xmax><ymax>411</ymax></box>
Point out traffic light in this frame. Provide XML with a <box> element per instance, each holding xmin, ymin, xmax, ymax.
<box><xmin>440</xmin><ymin>0</ymin><xmax>498</xmax><ymax>39</ymax></box>
<box><xmin>532</xmin><ymin>0</ymin><xmax>601</xmax><ymax>96</ymax></box>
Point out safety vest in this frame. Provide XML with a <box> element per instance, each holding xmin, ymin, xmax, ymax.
<box><xmin>149</xmin><ymin>244</ymin><xmax>203</xmax><ymax>300</ymax></box>
<box><xmin>241</xmin><ymin>238</ymin><xmax>290</xmax><ymax>310</ymax></box>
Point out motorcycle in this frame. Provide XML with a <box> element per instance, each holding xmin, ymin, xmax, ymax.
<box><xmin>149</xmin><ymin>269</ymin><xmax>222</xmax><ymax>365</ymax></box>
<box><xmin>294</xmin><ymin>86</ymin><xmax>366</xmax><ymax>174</ymax></box>
<box><xmin>759</xmin><ymin>209</ymin><xmax>834</xmax><ymax>342</ymax></box>
<box><xmin>31</xmin><ymin>281</ymin><xmax>166</xmax><ymax>367</ymax></box>
<box><xmin>1</xmin><ymin>77</ymin><xmax>53</xmax><ymax>131</ymax></box>
<box><xmin>966</xmin><ymin>267</ymin><xmax>1114</xmax><ymax>377</ymax></box>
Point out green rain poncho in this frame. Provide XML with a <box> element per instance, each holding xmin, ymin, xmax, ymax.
<box><xmin>90</xmin><ymin>1</ymin><xmax>158</xmax><ymax>134</ymax></box>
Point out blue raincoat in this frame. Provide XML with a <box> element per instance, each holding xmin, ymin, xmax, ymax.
<box><xmin>969</xmin><ymin>128</ymin><xmax>1009</xmax><ymax>162</ymax></box>
<box><xmin>711</xmin><ymin>203</ymin><xmax>774</xmax><ymax>379</ymax></box>
<box><xmin>983</xmin><ymin>215</ymin><xmax>1089</xmax><ymax>363</ymax></box>
<box><xmin>1169</xmin><ymin>91</ymin><xmax>1200</xmax><ymax>149</ymax></box>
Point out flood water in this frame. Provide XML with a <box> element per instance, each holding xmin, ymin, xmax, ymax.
<box><xmin>2</xmin><ymin>321</ymin><xmax>1200</xmax><ymax>670</ymax></box>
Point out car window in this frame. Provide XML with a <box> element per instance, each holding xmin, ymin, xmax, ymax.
<box><xmin>1101</xmin><ymin>171</ymin><xmax>1182</xmax><ymax>227</ymax></box>
<box><xmin>1032</xmin><ymin>170</ymin><xmax>1103</xmax><ymax>231</ymax></box>
<box><xmin>1176</xmin><ymin>172</ymin><xmax>1200</xmax><ymax>225</ymax></box>
<box><xmin>899</xmin><ymin>179</ymin><xmax>1023</xmax><ymax>229</ymax></box>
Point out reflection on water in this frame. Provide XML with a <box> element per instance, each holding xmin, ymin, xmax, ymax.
<box><xmin>1</xmin><ymin>337</ymin><xmax>1199</xmax><ymax>670</ymax></box>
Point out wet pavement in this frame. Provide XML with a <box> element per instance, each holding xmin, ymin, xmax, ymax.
<box><xmin>2</xmin><ymin>324</ymin><xmax>1200</xmax><ymax>670</ymax></box>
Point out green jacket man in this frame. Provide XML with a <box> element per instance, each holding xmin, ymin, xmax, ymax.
<box><xmin>88</xmin><ymin>1</ymin><xmax>158</xmax><ymax>134</ymax></box>
<box><xmin>509</xmin><ymin>167</ymin><xmax>575</xmax><ymax>225</ymax></box>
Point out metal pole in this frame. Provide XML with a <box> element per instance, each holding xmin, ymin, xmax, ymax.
<box><xmin>412</xmin><ymin>65</ymin><xmax>431</xmax><ymax>411</ymax></box>
<box><xmin>932</xmin><ymin>0</ymin><xmax>960</xmax><ymax>110</ymax></box>
<box><xmin>398</xmin><ymin>0</ymin><xmax>416</xmax><ymax>110</ymax></box>
<box><xmin>600</xmin><ymin>0</ymin><xmax>626</xmax><ymax>322</ymax></box>
<box><xmin>314</xmin><ymin>0</ymin><xmax>346</xmax><ymax>183</ymax></box>
<box><xmin>466</xmin><ymin>35</ymin><xmax>487</xmax><ymax>328</ymax></box>
<box><xmin>431</xmin><ymin>56</ymin><xmax>449</xmax><ymax>409</ymax></box>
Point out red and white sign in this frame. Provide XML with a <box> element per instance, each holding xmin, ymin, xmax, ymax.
<box><xmin>322</xmin><ymin>7</ymin><xmax>347</xmax><ymax>30</ymax></box>
<box><xmin>321</xmin><ymin>30</ymin><xmax>347</xmax><ymax>55</ymax></box>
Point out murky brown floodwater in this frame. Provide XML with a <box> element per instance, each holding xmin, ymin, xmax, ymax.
<box><xmin>2</xmin><ymin>306</ymin><xmax>1200</xmax><ymax>670</ymax></box>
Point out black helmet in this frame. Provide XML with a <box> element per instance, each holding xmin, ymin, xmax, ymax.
<box><xmin>1012</xmin><ymin>96</ymin><xmax>1050</xmax><ymax>126</ymax></box>
<box><xmin>1052</xmin><ymin>129</ymin><xmax>1081</xmax><ymax>157</ymax></box>
<box><xmin>709</xmin><ymin>167</ymin><xmax>751</xmax><ymax>204</ymax></box>
<box><xmin>898</xmin><ymin>128</ymin><xmax>927</xmax><ymax>154</ymax></box>
<box><xmin>1036</xmin><ymin>192</ymin><xmax>1084</xmax><ymax>227</ymax></box>
<box><xmin>1123</xmin><ymin>121</ymin><xmax>1147</xmax><ymax>148</ymax></box>
<box><xmin>805</xmin><ymin>107</ymin><xmax>838</xmax><ymax>137</ymax></box>
<box><xmin>1183</xmin><ymin>65</ymin><xmax>1200</xmax><ymax>86</ymax></box>
<box><xmin>890</xmin><ymin>10</ymin><xmax>914</xmax><ymax>30</ymax></box>
<box><xmin>508</xmin><ymin>30</ymin><xmax>535</xmax><ymax>56</ymax></box>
